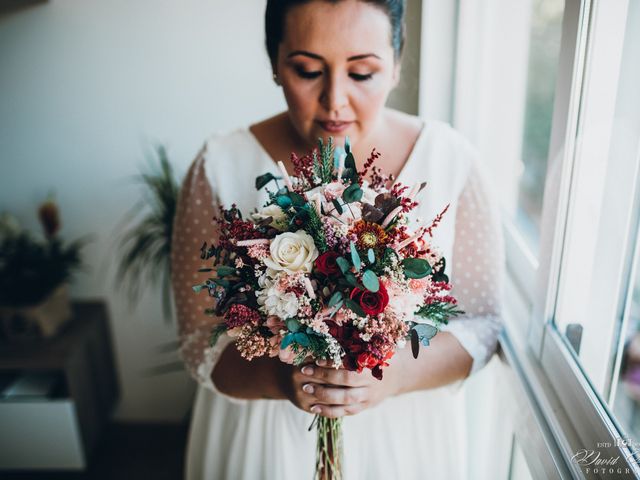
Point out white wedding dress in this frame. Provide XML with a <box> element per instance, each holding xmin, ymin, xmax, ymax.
<box><xmin>170</xmin><ymin>118</ymin><xmax>505</xmax><ymax>480</ymax></box>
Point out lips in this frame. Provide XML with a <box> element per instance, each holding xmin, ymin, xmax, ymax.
<box><xmin>317</xmin><ymin>120</ymin><xmax>353</xmax><ymax>134</ymax></box>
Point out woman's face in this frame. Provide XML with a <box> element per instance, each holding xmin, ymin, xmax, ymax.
<box><xmin>276</xmin><ymin>0</ymin><xmax>400</xmax><ymax>149</ymax></box>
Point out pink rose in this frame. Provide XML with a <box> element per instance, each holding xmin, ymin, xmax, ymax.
<box><xmin>279</xmin><ymin>345</ymin><xmax>297</xmax><ymax>364</ymax></box>
<box><xmin>265</xmin><ymin>315</ymin><xmax>285</xmax><ymax>335</ymax></box>
<box><xmin>323</xmin><ymin>181</ymin><xmax>346</xmax><ymax>201</ymax></box>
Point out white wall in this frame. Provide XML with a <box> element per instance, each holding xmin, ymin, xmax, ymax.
<box><xmin>0</xmin><ymin>0</ymin><xmax>420</xmax><ymax>422</ymax></box>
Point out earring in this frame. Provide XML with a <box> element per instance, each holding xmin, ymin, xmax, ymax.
<box><xmin>272</xmin><ymin>73</ymin><xmax>281</xmax><ymax>86</ymax></box>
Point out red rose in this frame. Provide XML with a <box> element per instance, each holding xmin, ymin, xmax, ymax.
<box><xmin>356</xmin><ymin>352</ymin><xmax>379</xmax><ymax>372</ymax></box>
<box><xmin>315</xmin><ymin>251</ymin><xmax>341</xmax><ymax>275</ymax></box>
<box><xmin>350</xmin><ymin>284</ymin><xmax>389</xmax><ymax>316</ymax></box>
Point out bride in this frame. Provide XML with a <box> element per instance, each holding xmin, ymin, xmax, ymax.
<box><xmin>171</xmin><ymin>0</ymin><xmax>504</xmax><ymax>478</ymax></box>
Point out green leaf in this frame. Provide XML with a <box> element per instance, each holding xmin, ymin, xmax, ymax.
<box><xmin>402</xmin><ymin>258</ymin><xmax>432</xmax><ymax>279</ymax></box>
<box><xmin>336</xmin><ymin>256</ymin><xmax>351</xmax><ymax>274</ymax></box>
<box><xmin>367</xmin><ymin>248</ymin><xmax>375</xmax><ymax>264</ymax></box>
<box><xmin>350</xmin><ymin>241</ymin><xmax>361</xmax><ymax>270</ymax></box>
<box><xmin>286</xmin><ymin>318</ymin><xmax>301</xmax><ymax>333</ymax></box>
<box><xmin>281</xmin><ymin>333</ymin><xmax>295</xmax><ymax>349</ymax></box>
<box><xmin>276</xmin><ymin>195</ymin><xmax>292</xmax><ymax>208</ymax></box>
<box><xmin>329</xmin><ymin>302</ymin><xmax>343</xmax><ymax>317</ymax></box>
<box><xmin>255</xmin><ymin>172</ymin><xmax>277</xmax><ymax>190</ymax></box>
<box><xmin>294</xmin><ymin>332</ymin><xmax>310</xmax><ymax>347</ymax></box>
<box><xmin>362</xmin><ymin>270</ymin><xmax>379</xmax><ymax>292</ymax></box>
<box><xmin>289</xmin><ymin>192</ymin><xmax>306</xmax><ymax>207</ymax></box>
<box><xmin>216</xmin><ymin>266</ymin><xmax>237</xmax><ymax>277</ymax></box>
<box><xmin>192</xmin><ymin>284</ymin><xmax>206</xmax><ymax>293</ymax></box>
<box><xmin>344</xmin><ymin>272</ymin><xmax>358</xmax><ymax>286</ymax></box>
<box><xmin>345</xmin><ymin>298</ymin><xmax>366</xmax><ymax>317</ymax></box>
<box><xmin>197</xmin><ymin>267</ymin><xmax>213</xmax><ymax>272</ymax></box>
<box><xmin>342</xmin><ymin>183</ymin><xmax>363</xmax><ymax>203</ymax></box>
<box><xmin>411</xmin><ymin>328</ymin><xmax>420</xmax><ymax>358</ymax></box>
<box><xmin>413</xmin><ymin>323</ymin><xmax>439</xmax><ymax>347</ymax></box>
<box><xmin>332</xmin><ymin>198</ymin><xmax>343</xmax><ymax>215</ymax></box>
<box><xmin>328</xmin><ymin>291</ymin><xmax>343</xmax><ymax>307</ymax></box>
<box><xmin>344</xmin><ymin>152</ymin><xmax>356</xmax><ymax>171</ymax></box>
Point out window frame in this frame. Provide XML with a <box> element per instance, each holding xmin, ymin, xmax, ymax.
<box><xmin>528</xmin><ymin>0</ymin><xmax>640</xmax><ymax>474</ymax></box>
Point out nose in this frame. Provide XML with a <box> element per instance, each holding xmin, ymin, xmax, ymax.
<box><xmin>319</xmin><ymin>73</ymin><xmax>348</xmax><ymax>115</ymax></box>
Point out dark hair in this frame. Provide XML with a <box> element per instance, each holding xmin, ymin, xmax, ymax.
<box><xmin>265</xmin><ymin>0</ymin><xmax>405</xmax><ymax>69</ymax></box>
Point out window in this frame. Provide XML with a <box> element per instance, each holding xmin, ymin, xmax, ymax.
<box><xmin>516</xmin><ymin>0</ymin><xmax>564</xmax><ymax>257</ymax></box>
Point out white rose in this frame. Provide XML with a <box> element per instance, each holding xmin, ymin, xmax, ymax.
<box><xmin>261</xmin><ymin>290</ymin><xmax>300</xmax><ymax>319</ymax></box>
<box><xmin>263</xmin><ymin>230</ymin><xmax>319</xmax><ymax>273</ymax></box>
<box><xmin>251</xmin><ymin>204</ymin><xmax>288</xmax><ymax>230</ymax></box>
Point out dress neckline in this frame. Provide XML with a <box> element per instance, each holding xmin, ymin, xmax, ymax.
<box><xmin>242</xmin><ymin>119</ymin><xmax>429</xmax><ymax>187</ymax></box>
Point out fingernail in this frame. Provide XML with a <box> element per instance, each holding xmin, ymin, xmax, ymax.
<box><xmin>315</xmin><ymin>359</ymin><xmax>327</xmax><ymax>366</ymax></box>
<box><xmin>302</xmin><ymin>383</ymin><xmax>314</xmax><ymax>394</ymax></box>
<box><xmin>301</xmin><ymin>366</ymin><xmax>314</xmax><ymax>376</ymax></box>
<box><xmin>310</xmin><ymin>405</ymin><xmax>321</xmax><ymax>414</ymax></box>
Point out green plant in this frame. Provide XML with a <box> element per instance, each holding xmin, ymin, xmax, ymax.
<box><xmin>0</xmin><ymin>199</ymin><xmax>88</xmax><ymax>307</ymax></box>
<box><xmin>116</xmin><ymin>145</ymin><xmax>181</xmax><ymax>323</ymax></box>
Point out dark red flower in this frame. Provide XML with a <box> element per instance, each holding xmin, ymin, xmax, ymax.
<box><xmin>357</xmin><ymin>352</ymin><xmax>379</xmax><ymax>371</ymax></box>
<box><xmin>224</xmin><ymin>304</ymin><xmax>261</xmax><ymax>329</ymax></box>
<box><xmin>349</xmin><ymin>284</ymin><xmax>389</xmax><ymax>316</ymax></box>
<box><xmin>315</xmin><ymin>251</ymin><xmax>341</xmax><ymax>276</ymax></box>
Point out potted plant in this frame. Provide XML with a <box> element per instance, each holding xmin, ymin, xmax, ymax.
<box><xmin>0</xmin><ymin>198</ymin><xmax>88</xmax><ymax>342</ymax></box>
<box><xmin>115</xmin><ymin>144</ymin><xmax>180</xmax><ymax>324</ymax></box>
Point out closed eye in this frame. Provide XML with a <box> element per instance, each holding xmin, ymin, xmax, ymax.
<box><xmin>294</xmin><ymin>68</ymin><xmax>374</xmax><ymax>82</ymax></box>
<box><xmin>350</xmin><ymin>73</ymin><xmax>373</xmax><ymax>82</ymax></box>
<box><xmin>295</xmin><ymin>69</ymin><xmax>322</xmax><ymax>80</ymax></box>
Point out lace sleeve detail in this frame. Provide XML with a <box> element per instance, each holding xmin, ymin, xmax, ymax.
<box><xmin>441</xmin><ymin>154</ymin><xmax>505</xmax><ymax>393</ymax></box>
<box><xmin>171</xmin><ymin>144</ymin><xmax>247</xmax><ymax>404</ymax></box>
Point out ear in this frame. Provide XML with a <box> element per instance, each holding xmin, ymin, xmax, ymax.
<box><xmin>392</xmin><ymin>62</ymin><xmax>401</xmax><ymax>89</ymax></box>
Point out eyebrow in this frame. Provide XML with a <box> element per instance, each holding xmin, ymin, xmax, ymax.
<box><xmin>286</xmin><ymin>50</ymin><xmax>381</xmax><ymax>61</ymax></box>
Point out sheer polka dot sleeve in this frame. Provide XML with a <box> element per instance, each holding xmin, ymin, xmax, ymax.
<box><xmin>441</xmin><ymin>154</ymin><xmax>505</xmax><ymax>390</ymax></box>
<box><xmin>170</xmin><ymin>143</ymin><xmax>238</xmax><ymax>397</ymax></box>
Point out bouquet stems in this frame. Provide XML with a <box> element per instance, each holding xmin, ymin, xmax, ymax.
<box><xmin>314</xmin><ymin>416</ymin><xmax>343</xmax><ymax>480</ymax></box>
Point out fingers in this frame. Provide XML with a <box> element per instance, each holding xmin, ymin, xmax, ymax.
<box><xmin>287</xmin><ymin>364</ymin><xmax>370</xmax><ymax>418</ymax></box>
<box><xmin>299</xmin><ymin>364</ymin><xmax>369</xmax><ymax>387</ymax></box>
<box><xmin>309</xmin><ymin>402</ymin><xmax>367</xmax><ymax>419</ymax></box>
<box><xmin>303</xmin><ymin>383</ymin><xmax>368</xmax><ymax>405</ymax></box>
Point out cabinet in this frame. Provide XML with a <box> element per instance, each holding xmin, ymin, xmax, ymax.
<box><xmin>0</xmin><ymin>302</ymin><xmax>119</xmax><ymax>470</ymax></box>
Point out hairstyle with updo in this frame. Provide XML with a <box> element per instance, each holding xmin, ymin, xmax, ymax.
<box><xmin>265</xmin><ymin>0</ymin><xmax>406</xmax><ymax>69</ymax></box>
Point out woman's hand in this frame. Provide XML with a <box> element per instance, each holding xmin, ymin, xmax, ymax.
<box><xmin>280</xmin><ymin>352</ymin><xmax>407</xmax><ymax>419</ymax></box>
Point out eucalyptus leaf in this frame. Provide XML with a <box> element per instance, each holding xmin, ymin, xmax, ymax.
<box><xmin>276</xmin><ymin>195</ymin><xmax>292</xmax><ymax>208</ymax></box>
<box><xmin>411</xmin><ymin>329</ymin><xmax>420</xmax><ymax>359</ymax></box>
<box><xmin>286</xmin><ymin>318</ymin><xmax>301</xmax><ymax>333</ymax></box>
<box><xmin>289</xmin><ymin>192</ymin><xmax>306</xmax><ymax>207</ymax></box>
<box><xmin>336</xmin><ymin>256</ymin><xmax>350</xmax><ymax>274</ymax></box>
<box><xmin>332</xmin><ymin>199</ymin><xmax>343</xmax><ymax>215</ymax></box>
<box><xmin>255</xmin><ymin>172</ymin><xmax>276</xmax><ymax>190</ymax></box>
<box><xmin>362</xmin><ymin>270</ymin><xmax>379</xmax><ymax>292</ymax></box>
<box><xmin>216</xmin><ymin>266</ymin><xmax>237</xmax><ymax>277</ymax></box>
<box><xmin>294</xmin><ymin>332</ymin><xmax>310</xmax><ymax>347</ymax></box>
<box><xmin>345</xmin><ymin>298</ymin><xmax>366</xmax><ymax>317</ymax></box>
<box><xmin>281</xmin><ymin>333</ymin><xmax>295</xmax><ymax>349</ymax></box>
<box><xmin>367</xmin><ymin>248</ymin><xmax>375</xmax><ymax>264</ymax></box>
<box><xmin>344</xmin><ymin>272</ymin><xmax>358</xmax><ymax>286</ymax></box>
<box><xmin>414</xmin><ymin>323</ymin><xmax>438</xmax><ymax>347</ymax></box>
<box><xmin>328</xmin><ymin>291</ymin><xmax>344</xmax><ymax>307</ymax></box>
<box><xmin>342</xmin><ymin>183</ymin><xmax>363</xmax><ymax>203</ymax></box>
<box><xmin>350</xmin><ymin>241</ymin><xmax>361</xmax><ymax>270</ymax></box>
<box><xmin>402</xmin><ymin>258</ymin><xmax>432</xmax><ymax>279</ymax></box>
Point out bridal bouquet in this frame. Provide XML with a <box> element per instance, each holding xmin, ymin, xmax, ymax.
<box><xmin>192</xmin><ymin>138</ymin><xmax>462</xmax><ymax>479</ymax></box>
